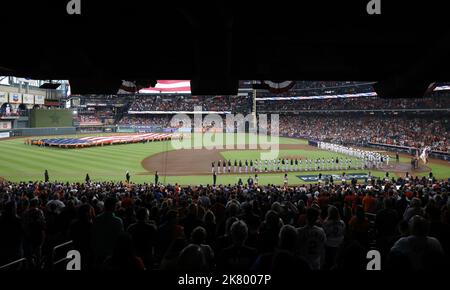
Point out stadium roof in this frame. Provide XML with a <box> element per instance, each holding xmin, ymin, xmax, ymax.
<box><xmin>2</xmin><ymin>1</ymin><xmax>450</xmax><ymax>97</ymax></box>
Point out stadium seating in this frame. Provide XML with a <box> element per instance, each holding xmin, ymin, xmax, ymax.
<box><xmin>0</xmin><ymin>176</ymin><xmax>448</xmax><ymax>271</ymax></box>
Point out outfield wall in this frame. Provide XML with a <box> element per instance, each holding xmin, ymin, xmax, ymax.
<box><xmin>8</xmin><ymin>127</ymin><xmax>76</xmax><ymax>137</ymax></box>
<box><xmin>30</xmin><ymin>109</ymin><xmax>73</xmax><ymax>128</ymax></box>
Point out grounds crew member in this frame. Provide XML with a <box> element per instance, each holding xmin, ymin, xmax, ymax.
<box><xmin>247</xmin><ymin>176</ymin><xmax>254</xmax><ymax>187</ymax></box>
<box><xmin>126</xmin><ymin>171</ymin><xmax>130</xmax><ymax>183</ymax></box>
<box><xmin>44</xmin><ymin>169</ymin><xmax>49</xmax><ymax>182</ymax></box>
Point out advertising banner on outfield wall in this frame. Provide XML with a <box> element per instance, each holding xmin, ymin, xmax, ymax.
<box><xmin>0</xmin><ymin>121</ymin><xmax>11</xmax><ymax>130</ymax></box>
<box><xmin>9</xmin><ymin>93</ymin><xmax>22</xmax><ymax>104</ymax></box>
<box><xmin>0</xmin><ymin>132</ymin><xmax>10</xmax><ymax>139</ymax></box>
<box><xmin>35</xmin><ymin>95</ymin><xmax>45</xmax><ymax>104</ymax></box>
<box><xmin>22</xmin><ymin>94</ymin><xmax>34</xmax><ymax>104</ymax></box>
<box><xmin>0</xmin><ymin>92</ymin><xmax>8</xmax><ymax>103</ymax></box>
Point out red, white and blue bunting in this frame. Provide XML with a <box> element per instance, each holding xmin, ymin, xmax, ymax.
<box><xmin>259</xmin><ymin>81</ymin><xmax>296</xmax><ymax>94</ymax></box>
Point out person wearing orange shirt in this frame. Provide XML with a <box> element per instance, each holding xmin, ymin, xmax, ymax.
<box><xmin>362</xmin><ymin>192</ymin><xmax>377</xmax><ymax>214</ymax></box>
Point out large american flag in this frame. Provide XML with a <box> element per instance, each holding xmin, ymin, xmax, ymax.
<box><xmin>36</xmin><ymin>133</ymin><xmax>175</xmax><ymax>147</ymax></box>
<box><xmin>139</xmin><ymin>80</ymin><xmax>190</xmax><ymax>94</ymax></box>
<box><xmin>78</xmin><ymin>133</ymin><xmax>174</xmax><ymax>144</ymax></box>
<box><xmin>118</xmin><ymin>80</ymin><xmax>191</xmax><ymax>94</ymax></box>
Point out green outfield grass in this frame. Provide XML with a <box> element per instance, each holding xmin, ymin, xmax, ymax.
<box><xmin>0</xmin><ymin>133</ymin><xmax>448</xmax><ymax>185</ymax></box>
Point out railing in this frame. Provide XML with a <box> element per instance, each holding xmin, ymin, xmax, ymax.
<box><xmin>0</xmin><ymin>258</ymin><xmax>27</xmax><ymax>271</ymax></box>
<box><xmin>51</xmin><ymin>240</ymin><xmax>74</xmax><ymax>270</ymax></box>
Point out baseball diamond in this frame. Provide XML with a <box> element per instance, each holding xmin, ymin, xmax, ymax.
<box><xmin>0</xmin><ymin>133</ymin><xmax>447</xmax><ymax>185</ymax></box>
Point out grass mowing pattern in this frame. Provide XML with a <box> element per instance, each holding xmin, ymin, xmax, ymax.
<box><xmin>0</xmin><ymin>134</ymin><xmax>448</xmax><ymax>185</ymax></box>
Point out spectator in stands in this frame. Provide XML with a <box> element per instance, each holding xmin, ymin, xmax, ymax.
<box><xmin>22</xmin><ymin>198</ymin><xmax>46</xmax><ymax>264</ymax></box>
<box><xmin>57</xmin><ymin>199</ymin><xmax>77</xmax><ymax>236</ymax></box>
<box><xmin>159</xmin><ymin>238</ymin><xmax>186</xmax><ymax>270</ymax></box>
<box><xmin>127</xmin><ymin>207</ymin><xmax>158</xmax><ymax>270</ymax></box>
<box><xmin>177</xmin><ymin>244</ymin><xmax>208</xmax><ymax>272</ymax></box>
<box><xmin>102</xmin><ymin>232</ymin><xmax>145</xmax><ymax>271</ymax></box>
<box><xmin>180</xmin><ymin>203</ymin><xmax>204</xmax><ymax>240</ymax></box>
<box><xmin>239</xmin><ymin>203</ymin><xmax>260</xmax><ymax>249</ymax></box>
<box><xmin>426</xmin><ymin>201</ymin><xmax>450</xmax><ymax>259</ymax></box>
<box><xmin>0</xmin><ymin>201</ymin><xmax>25</xmax><ymax>267</ymax></box>
<box><xmin>216</xmin><ymin>220</ymin><xmax>257</xmax><ymax>271</ymax></box>
<box><xmin>46</xmin><ymin>194</ymin><xmax>65</xmax><ymax>215</ymax></box>
<box><xmin>376</xmin><ymin>197</ymin><xmax>400</xmax><ymax>238</ymax></box>
<box><xmin>68</xmin><ymin>203</ymin><xmax>94</xmax><ymax>269</ymax></box>
<box><xmin>362</xmin><ymin>192</ymin><xmax>377</xmax><ymax>214</ymax></box>
<box><xmin>92</xmin><ymin>197</ymin><xmax>124</xmax><ymax>266</ymax></box>
<box><xmin>333</xmin><ymin>240</ymin><xmax>367</xmax><ymax>270</ymax></box>
<box><xmin>322</xmin><ymin>205</ymin><xmax>345</xmax><ymax>269</ymax></box>
<box><xmin>297</xmin><ymin>207</ymin><xmax>327</xmax><ymax>270</ymax></box>
<box><xmin>214</xmin><ymin>216</ymin><xmax>238</xmax><ymax>253</ymax></box>
<box><xmin>403</xmin><ymin>197</ymin><xmax>425</xmax><ymax>221</ymax></box>
<box><xmin>348</xmin><ymin>205</ymin><xmax>369</xmax><ymax>248</ymax></box>
<box><xmin>390</xmin><ymin>215</ymin><xmax>445</xmax><ymax>270</ymax></box>
<box><xmin>258</xmin><ymin>210</ymin><xmax>283</xmax><ymax>253</ymax></box>
<box><xmin>252</xmin><ymin>224</ymin><xmax>311</xmax><ymax>272</ymax></box>
<box><xmin>157</xmin><ymin>210</ymin><xmax>184</xmax><ymax>258</ymax></box>
<box><xmin>190</xmin><ymin>226</ymin><xmax>214</xmax><ymax>268</ymax></box>
<box><xmin>202</xmin><ymin>210</ymin><xmax>217</xmax><ymax>246</ymax></box>
<box><xmin>375</xmin><ymin>197</ymin><xmax>400</xmax><ymax>261</ymax></box>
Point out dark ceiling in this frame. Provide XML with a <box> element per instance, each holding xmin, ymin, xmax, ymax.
<box><xmin>2</xmin><ymin>1</ymin><xmax>450</xmax><ymax>96</ymax></box>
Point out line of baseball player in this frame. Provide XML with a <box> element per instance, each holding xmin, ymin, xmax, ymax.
<box><xmin>211</xmin><ymin>157</ymin><xmax>375</xmax><ymax>174</ymax></box>
<box><xmin>318</xmin><ymin>141</ymin><xmax>391</xmax><ymax>168</ymax></box>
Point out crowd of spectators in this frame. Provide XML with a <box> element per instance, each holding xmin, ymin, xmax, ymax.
<box><xmin>118</xmin><ymin>115</ymin><xmax>173</xmax><ymax>127</ymax></box>
<box><xmin>128</xmin><ymin>95</ymin><xmax>251</xmax><ymax>113</ymax></box>
<box><xmin>0</xmin><ymin>108</ymin><xmax>27</xmax><ymax>117</ymax></box>
<box><xmin>277</xmin><ymin>113</ymin><xmax>449</xmax><ymax>152</ymax></box>
<box><xmin>257</xmin><ymin>96</ymin><xmax>450</xmax><ymax>112</ymax></box>
<box><xmin>115</xmin><ymin>111</ymin><xmax>449</xmax><ymax>152</ymax></box>
<box><xmin>0</xmin><ymin>176</ymin><xmax>448</xmax><ymax>271</ymax></box>
<box><xmin>77</xmin><ymin>115</ymin><xmax>102</xmax><ymax>125</ymax></box>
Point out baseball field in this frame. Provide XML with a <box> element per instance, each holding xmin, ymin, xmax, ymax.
<box><xmin>0</xmin><ymin>133</ymin><xmax>449</xmax><ymax>185</ymax></box>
